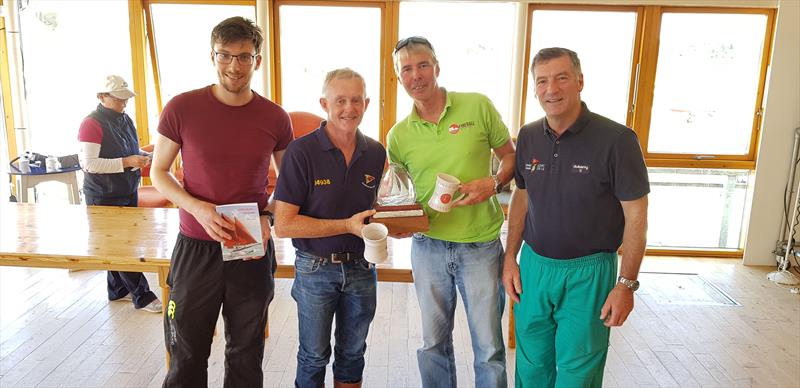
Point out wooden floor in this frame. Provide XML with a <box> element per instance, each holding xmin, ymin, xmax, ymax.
<box><xmin>1</xmin><ymin>257</ymin><xmax>798</xmax><ymax>388</ymax></box>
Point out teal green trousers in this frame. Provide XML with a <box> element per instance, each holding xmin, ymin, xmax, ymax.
<box><xmin>514</xmin><ymin>243</ymin><xmax>617</xmax><ymax>388</ymax></box>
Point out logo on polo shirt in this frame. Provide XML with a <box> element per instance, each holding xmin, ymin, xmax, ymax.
<box><xmin>571</xmin><ymin>164</ymin><xmax>590</xmax><ymax>174</ymax></box>
<box><xmin>314</xmin><ymin>178</ymin><xmax>332</xmax><ymax>186</ymax></box>
<box><xmin>362</xmin><ymin>174</ymin><xmax>376</xmax><ymax>189</ymax></box>
<box><xmin>448</xmin><ymin>121</ymin><xmax>475</xmax><ymax>135</ymax></box>
<box><xmin>525</xmin><ymin>158</ymin><xmax>546</xmax><ymax>173</ymax></box>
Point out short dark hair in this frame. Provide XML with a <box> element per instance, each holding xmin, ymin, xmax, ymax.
<box><xmin>531</xmin><ymin>47</ymin><xmax>582</xmax><ymax>76</ymax></box>
<box><xmin>210</xmin><ymin>16</ymin><xmax>264</xmax><ymax>52</ymax></box>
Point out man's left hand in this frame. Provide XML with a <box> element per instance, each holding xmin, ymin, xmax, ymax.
<box><xmin>453</xmin><ymin>176</ymin><xmax>495</xmax><ymax>207</ymax></box>
<box><xmin>599</xmin><ymin>284</ymin><xmax>634</xmax><ymax>327</ymax></box>
<box><xmin>245</xmin><ymin>215</ymin><xmax>272</xmax><ymax>261</ymax></box>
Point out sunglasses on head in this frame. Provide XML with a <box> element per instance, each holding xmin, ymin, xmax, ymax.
<box><xmin>393</xmin><ymin>36</ymin><xmax>433</xmax><ymax>54</ymax></box>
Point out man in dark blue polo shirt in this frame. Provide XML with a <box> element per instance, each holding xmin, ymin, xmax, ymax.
<box><xmin>273</xmin><ymin>68</ymin><xmax>386</xmax><ymax>388</ymax></box>
<box><xmin>503</xmin><ymin>48</ymin><xmax>649</xmax><ymax>388</ymax></box>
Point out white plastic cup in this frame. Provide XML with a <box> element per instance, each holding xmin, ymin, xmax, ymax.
<box><xmin>427</xmin><ymin>173</ymin><xmax>462</xmax><ymax>213</ymax></box>
<box><xmin>45</xmin><ymin>156</ymin><xmax>60</xmax><ymax>173</ymax></box>
<box><xmin>362</xmin><ymin>223</ymin><xmax>389</xmax><ymax>264</ymax></box>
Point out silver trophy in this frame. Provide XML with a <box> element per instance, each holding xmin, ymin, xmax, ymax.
<box><xmin>377</xmin><ymin>163</ymin><xmax>417</xmax><ymax>206</ymax></box>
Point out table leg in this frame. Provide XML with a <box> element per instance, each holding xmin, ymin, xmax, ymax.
<box><xmin>157</xmin><ymin>267</ymin><xmax>171</xmax><ymax>369</ymax></box>
<box><xmin>68</xmin><ymin>173</ymin><xmax>80</xmax><ymax>204</ymax></box>
<box><xmin>508</xmin><ymin>302</ymin><xmax>516</xmax><ymax>349</ymax></box>
<box><xmin>18</xmin><ymin>176</ymin><xmax>29</xmax><ymax>203</ymax></box>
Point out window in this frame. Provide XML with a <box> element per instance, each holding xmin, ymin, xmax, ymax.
<box><xmin>647</xmin><ymin>11</ymin><xmax>770</xmax><ymax>157</ymax></box>
<box><xmin>647</xmin><ymin>168</ymin><xmax>749</xmax><ymax>250</ymax></box>
<box><xmin>150</xmin><ymin>3</ymin><xmax>260</xmax><ymax>109</ymax></box>
<box><xmin>276</xmin><ymin>3</ymin><xmax>382</xmax><ymax>140</ymax></box>
<box><xmin>524</xmin><ymin>7</ymin><xmax>638</xmax><ymax>126</ymax></box>
<box><xmin>397</xmin><ymin>2</ymin><xmax>516</xmax><ymax>128</ymax></box>
<box><xmin>18</xmin><ymin>0</ymin><xmax>134</xmax><ymax>156</ymax></box>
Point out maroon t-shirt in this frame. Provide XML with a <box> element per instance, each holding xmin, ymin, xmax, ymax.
<box><xmin>158</xmin><ymin>86</ymin><xmax>293</xmax><ymax>241</ymax></box>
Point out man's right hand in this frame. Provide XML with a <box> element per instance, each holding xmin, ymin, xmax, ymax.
<box><xmin>502</xmin><ymin>255</ymin><xmax>522</xmax><ymax>303</ymax></box>
<box><xmin>346</xmin><ymin>209</ymin><xmax>377</xmax><ymax>236</ymax></box>
<box><xmin>188</xmin><ymin>200</ymin><xmax>233</xmax><ymax>242</ymax></box>
<box><xmin>122</xmin><ymin>155</ymin><xmax>151</xmax><ymax>169</ymax></box>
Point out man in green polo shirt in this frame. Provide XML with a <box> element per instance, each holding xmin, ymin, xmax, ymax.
<box><xmin>387</xmin><ymin>36</ymin><xmax>516</xmax><ymax>388</ymax></box>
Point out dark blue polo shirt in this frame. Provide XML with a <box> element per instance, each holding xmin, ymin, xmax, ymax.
<box><xmin>274</xmin><ymin>123</ymin><xmax>386</xmax><ymax>256</ymax></box>
<box><xmin>514</xmin><ymin>102</ymin><xmax>649</xmax><ymax>259</ymax></box>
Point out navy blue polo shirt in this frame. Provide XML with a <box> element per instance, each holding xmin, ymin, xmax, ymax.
<box><xmin>514</xmin><ymin>102</ymin><xmax>649</xmax><ymax>259</ymax></box>
<box><xmin>273</xmin><ymin>123</ymin><xmax>386</xmax><ymax>256</ymax></box>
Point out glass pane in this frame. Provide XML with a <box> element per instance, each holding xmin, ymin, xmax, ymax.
<box><xmin>648</xmin><ymin>13</ymin><xmax>767</xmax><ymax>155</ymax></box>
<box><xmin>397</xmin><ymin>2</ymin><xmax>515</xmax><ymax>128</ymax></box>
<box><xmin>19</xmin><ymin>0</ymin><xmax>134</xmax><ymax>156</ymax></box>
<box><xmin>647</xmin><ymin>168</ymin><xmax>749</xmax><ymax>250</ymax></box>
<box><xmin>279</xmin><ymin>6</ymin><xmax>381</xmax><ymax>140</ymax></box>
<box><xmin>525</xmin><ymin>10</ymin><xmax>636</xmax><ymax>127</ymax></box>
<box><xmin>151</xmin><ymin>4</ymin><xmax>260</xmax><ymax>108</ymax></box>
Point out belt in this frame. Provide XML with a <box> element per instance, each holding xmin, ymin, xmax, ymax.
<box><xmin>309</xmin><ymin>251</ymin><xmax>364</xmax><ymax>264</ymax></box>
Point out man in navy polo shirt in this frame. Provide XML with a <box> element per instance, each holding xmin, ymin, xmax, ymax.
<box><xmin>273</xmin><ymin>68</ymin><xmax>386</xmax><ymax>388</ymax></box>
<box><xmin>503</xmin><ymin>47</ymin><xmax>649</xmax><ymax>388</ymax></box>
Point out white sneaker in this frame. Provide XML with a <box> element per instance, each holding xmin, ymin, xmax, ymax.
<box><xmin>111</xmin><ymin>294</ymin><xmax>133</xmax><ymax>302</ymax></box>
<box><xmin>139</xmin><ymin>299</ymin><xmax>163</xmax><ymax>313</ymax></box>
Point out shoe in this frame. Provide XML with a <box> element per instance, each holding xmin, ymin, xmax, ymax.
<box><xmin>110</xmin><ymin>294</ymin><xmax>132</xmax><ymax>302</ymax></box>
<box><xmin>138</xmin><ymin>299</ymin><xmax>163</xmax><ymax>313</ymax></box>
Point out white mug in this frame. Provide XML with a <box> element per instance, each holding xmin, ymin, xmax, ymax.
<box><xmin>45</xmin><ymin>156</ymin><xmax>60</xmax><ymax>173</ymax></box>
<box><xmin>362</xmin><ymin>223</ymin><xmax>389</xmax><ymax>264</ymax></box>
<box><xmin>427</xmin><ymin>173</ymin><xmax>463</xmax><ymax>213</ymax></box>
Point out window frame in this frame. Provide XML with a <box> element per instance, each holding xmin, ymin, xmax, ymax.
<box><xmin>270</xmin><ymin>0</ymin><xmax>390</xmax><ymax>143</ymax></box>
<box><xmin>633</xmin><ymin>7</ymin><xmax>776</xmax><ymax>170</ymax></box>
<box><xmin>521</xmin><ymin>4</ymin><xmax>644</xmax><ymax>129</ymax></box>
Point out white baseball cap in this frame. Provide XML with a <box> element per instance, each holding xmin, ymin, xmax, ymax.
<box><xmin>99</xmin><ymin>75</ymin><xmax>136</xmax><ymax>99</ymax></box>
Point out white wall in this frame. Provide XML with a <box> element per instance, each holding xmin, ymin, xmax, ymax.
<box><xmin>743</xmin><ymin>0</ymin><xmax>800</xmax><ymax>265</ymax></box>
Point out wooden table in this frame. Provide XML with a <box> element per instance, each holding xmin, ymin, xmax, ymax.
<box><xmin>0</xmin><ymin>202</ymin><xmax>177</xmax><ymax>306</ymax></box>
<box><xmin>0</xmin><ymin>201</ymin><xmax>414</xmax><ymax>304</ymax></box>
<box><xmin>0</xmin><ymin>203</ymin><xmax>513</xmax><ymax>368</ymax></box>
<box><xmin>10</xmin><ymin>167</ymin><xmax>82</xmax><ymax>205</ymax></box>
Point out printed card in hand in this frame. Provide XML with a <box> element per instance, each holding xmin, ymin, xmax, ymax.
<box><xmin>216</xmin><ymin>202</ymin><xmax>264</xmax><ymax>261</ymax></box>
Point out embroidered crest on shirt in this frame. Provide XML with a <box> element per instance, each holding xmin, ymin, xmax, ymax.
<box><xmin>449</xmin><ymin>121</ymin><xmax>475</xmax><ymax>135</ymax></box>
<box><xmin>362</xmin><ymin>174</ymin><xmax>376</xmax><ymax>189</ymax></box>
<box><xmin>525</xmin><ymin>158</ymin><xmax>545</xmax><ymax>173</ymax></box>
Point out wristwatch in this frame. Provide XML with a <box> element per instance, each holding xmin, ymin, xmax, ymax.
<box><xmin>490</xmin><ymin>174</ymin><xmax>503</xmax><ymax>194</ymax></box>
<box><xmin>259</xmin><ymin>210</ymin><xmax>274</xmax><ymax>227</ymax></box>
<box><xmin>617</xmin><ymin>275</ymin><xmax>640</xmax><ymax>291</ymax></box>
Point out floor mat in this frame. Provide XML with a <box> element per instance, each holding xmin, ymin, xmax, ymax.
<box><xmin>638</xmin><ymin>272</ymin><xmax>740</xmax><ymax>306</ymax></box>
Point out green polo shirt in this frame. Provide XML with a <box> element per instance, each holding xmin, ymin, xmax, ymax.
<box><xmin>387</xmin><ymin>90</ymin><xmax>510</xmax><ymax>243</ymax></box>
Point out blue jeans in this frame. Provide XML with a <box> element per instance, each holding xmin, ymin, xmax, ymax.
<box><xmin>291</xmin><ymin>251</ymin><xmax>377</xmax><ymax>387</ymax></box>
<box><xmin>411</xmin><ymin>234</ymin><xmax>507</xmax><ymax>388</ymax></box>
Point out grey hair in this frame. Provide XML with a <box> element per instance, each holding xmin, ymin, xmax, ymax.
<box><xmin>321</xmin><ymin>68</ymin><xmax>367</xmax><ymax>96</ymax></box>
<box><xmin>392</xmin><ymin>41</ymin><xmax>438</xmax><ymax>74</ymax></box>
<box><xmin>531</xmin><ymin>47</ymin><xmax>582</xmax><ymax>76</ymax></box>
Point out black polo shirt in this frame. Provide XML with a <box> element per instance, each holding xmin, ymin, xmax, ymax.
<box><xmin>274</xmin><ymin>123</ymin><xmax>386</xmax><ymax>256</ymax></box>
<box><xmin>514</xmin><ymin>102</ymin><xmax>649</xmax><ymax>259</ymax></box>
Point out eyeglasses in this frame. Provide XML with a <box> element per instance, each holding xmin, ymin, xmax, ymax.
<box><xmin>213</xmin><ymin>51</ymin><xmax>259</xmax><ymax>65</ymax></box>
<box><xmin>393</xmin><ymin>36</ymin><xmax>433</xmax><ymax>55</ymax></box>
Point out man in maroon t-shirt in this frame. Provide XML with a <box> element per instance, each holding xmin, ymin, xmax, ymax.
<box><xmin>150</xmin><ymin>17</ymin><xmax>293</xmax><ymax>388</ymax></box>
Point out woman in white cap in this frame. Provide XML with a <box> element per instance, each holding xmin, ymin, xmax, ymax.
<box><xmin>76</xmin><ymin>74</ymin><xmax>162</xmax><ymax>313</ymax></box>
